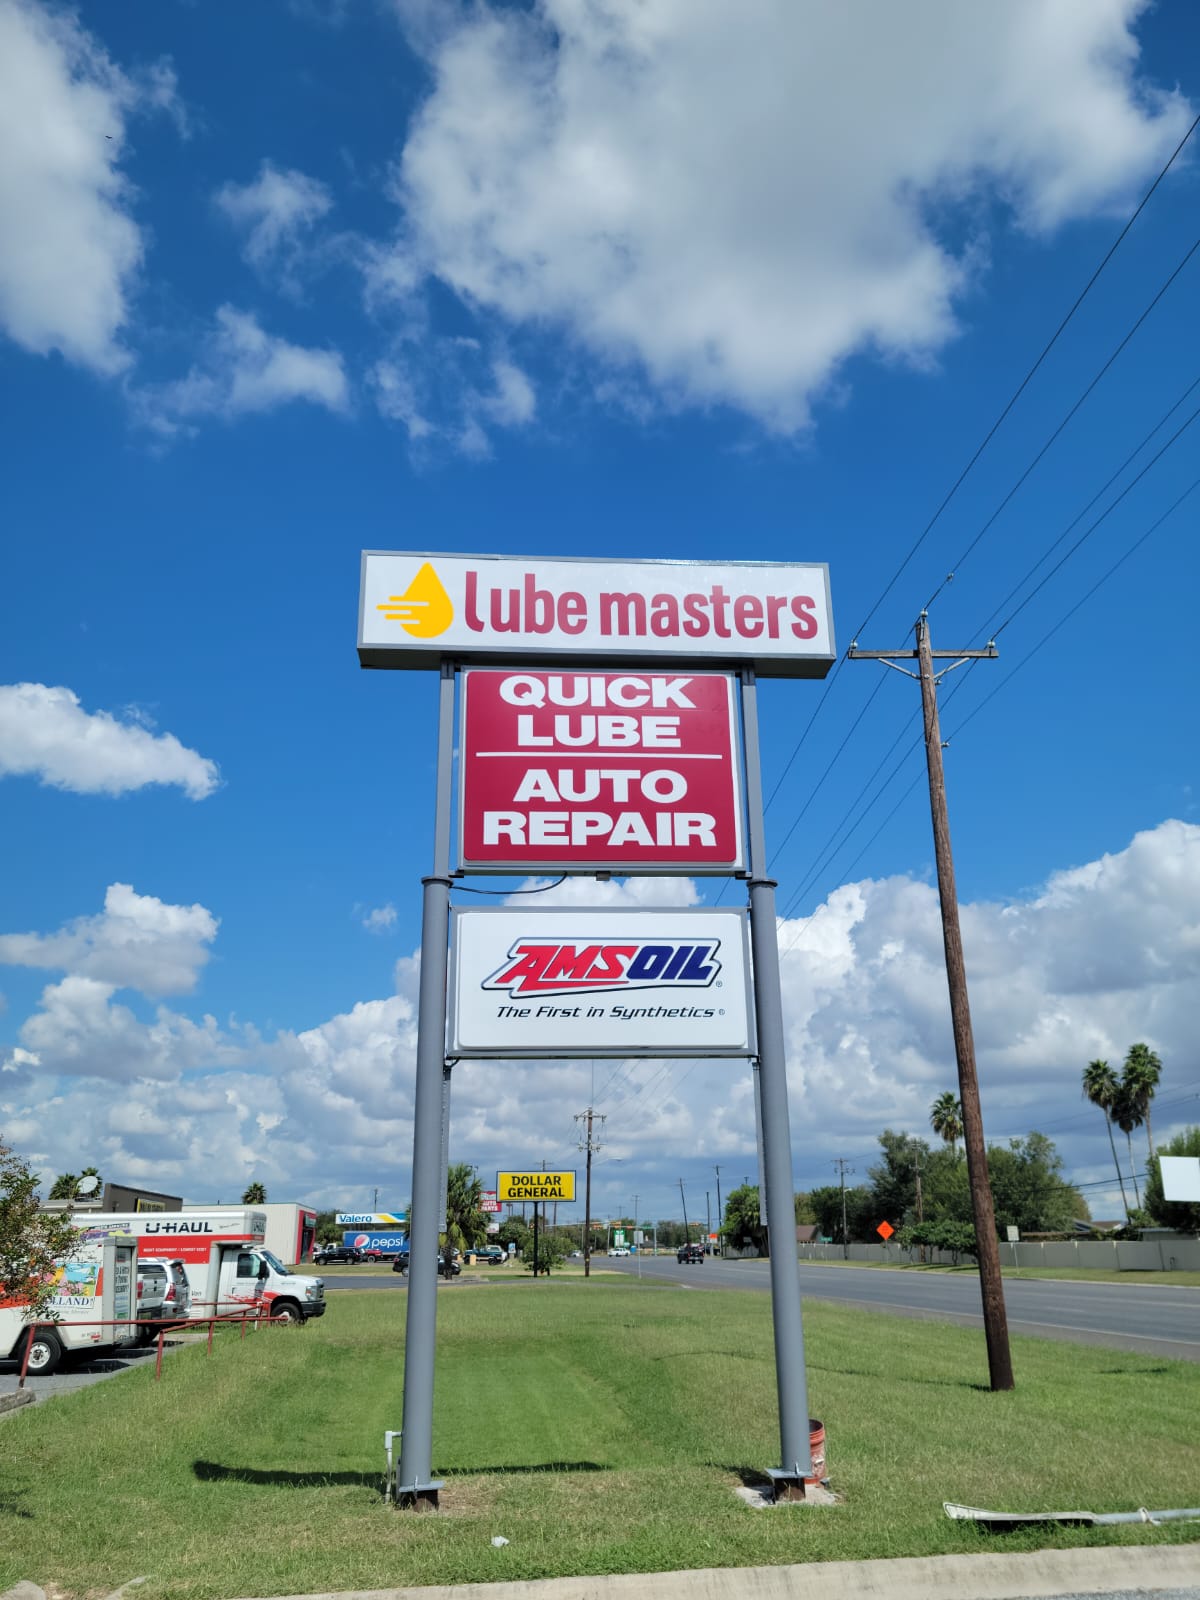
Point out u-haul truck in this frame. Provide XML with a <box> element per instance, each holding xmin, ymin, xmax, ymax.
<box><xmin>85</xmin><ymin>1209</ymin><xmax>326</xmax><ymax>1325</ymax></box>
<box><xmin>1</xmin><ymin>1230</ymin><xmax>139</xmax><ymax>1376</ymax></box>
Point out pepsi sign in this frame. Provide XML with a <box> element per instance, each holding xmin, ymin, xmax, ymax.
<box><xmin>450</xmin><ymin>907</ymin><xmax>753</xmax><ymax>1059</ymax></box>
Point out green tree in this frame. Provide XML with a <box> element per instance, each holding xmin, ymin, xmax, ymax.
<box><xmin>443</xmin><ymin>1163</ymin><xmax>488</xmax><ymax>1253</ymax></box>
<box><xmin>868</xmin><ymin>1130</ymin><xmax>931</xmax><ymax>1227</ymax></box>
<box><xmin>929</xmin><ymin>1092</ymin><xmax>964</xmax><ymax>1158</ymax></box>
<box><xmin>1</xmin><ymin>1139</ymin><xmax>83</xmax><ymax>1319</ymax></box>
<box><xmin>496</xmin><ymin>1215</ymin><xmax>531</xmax><ymax>1255</ymax></box>
<box><xmin>1121</xmin><ymin>1042</ymin><xmax>1162</xmax><ymax>1161</ymax></box>
<box><xmin>241</xmin><ymin>1181</ymin><xmax>267</xmax><ymax>1205</ymax></box>
<box><xmin>48</xmin><ymin>1173</ymin><xmax>78</xmax><ymax>1201</ymax></box>
<box><xmin>986</xmin><ymin>1132</ymin><xmax>1080</xmax><ymax>1234</ymax></box>
<box><xmin>314</xmin><ymin>1209</ymin><xmax>341</xmax><ymax>1245</ymax></box>
<box><xmin>720</xmin><ymin>1183</ymin><xmax>767</xmax><ymax>1253</ymax></box>
<box><xmin>1143</xmin><ymin>1127</ymin><xmax>1200</xmax><ymax>1234</ymax></box>
<box><xmin>808</xmin><ymin>1183</ymin><xmax>875</xmax><ymax>1243</ymax></box>
<box><xmin>1082</xmin><ymin>1058</ymin><xmax>1129</xmax><ymax>1218</ymax></box>
<box><xmin>523</xmin><ymin>1228</ymin><xmax>571</xmax><ymax>1274</ymax></box>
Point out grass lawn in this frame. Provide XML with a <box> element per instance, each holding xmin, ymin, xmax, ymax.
<box><xmin>1</xmin><ymin>1281</ymin><xmax>1196</xmax><ymax>1600</ymax></box>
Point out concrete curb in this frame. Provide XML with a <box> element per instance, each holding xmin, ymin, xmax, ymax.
<box><xmin>234</xmin><ymin>1542</ymin><xmax>1200</xmax><ymax>1600</ymax></box>
<box><xmin>0</xmin><ymin>1389</ymin><xmax>36</xmax><ymax>1416</ymax></box>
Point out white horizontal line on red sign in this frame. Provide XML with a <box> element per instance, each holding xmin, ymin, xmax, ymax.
<box><xmin>472</xmin><ymin>751</ymin><xmax>723</xmax><ymax>760</ymax></box>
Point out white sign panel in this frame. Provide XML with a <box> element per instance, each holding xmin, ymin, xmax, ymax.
<box><xmin>449</xmin><ymin>907</ymin><xmax>754</xmax><ymax>1058</ymax></box>
<box><xmin>359</xmin><ymin>551</ymin><xmax>834</xmax><ymax>678</ymax></box>
<box><xmin>1160</xmin><ymin>1157</ymin><xmax>1200</xmax><ymax>1202</ymax></box>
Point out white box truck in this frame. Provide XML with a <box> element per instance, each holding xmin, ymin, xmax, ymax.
<box><xmin>1</xmin><ymin>1230</ymin><xmax>139</xmax><ymax>1376</ymax></box>
<box><xmin>85</xmin><ymin>1209</ymin><xmax>326</xmax><ymax>1324</ymax></box>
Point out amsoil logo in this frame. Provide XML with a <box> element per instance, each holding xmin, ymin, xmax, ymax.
<box><xmin>482</xmin><ymin>939</ymin><xmax>721</xmax><ymax>997</ymax></box>
<box><xmin>376</xmin><ymin>562</ymin><xmax>454</xmax><ymax>638</ymax></box>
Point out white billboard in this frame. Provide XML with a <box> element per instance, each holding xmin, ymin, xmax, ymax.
<box><xmin>358</xmin><ymin>551</ymin><xmax>834</xmax><ymax>678</ymax></box>
<box><xmin>449</xmin><ymin>907</ymin><xmax>755</xmax><ymax>1058</ymax></box>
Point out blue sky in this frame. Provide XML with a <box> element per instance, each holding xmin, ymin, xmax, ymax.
<box><xmin>1</xmin><ymin>0</ymin><xmax>1197</xmax><ymax>1227</ymax></box>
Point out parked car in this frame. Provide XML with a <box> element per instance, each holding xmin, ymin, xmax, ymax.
<box><xmin>136</xmin><ymin>1261</ymin><xmax>168</xmax><ymax>1343</ymax></box>
<box><xmin>313</xmin><ymin>1244</ymin><xmax>365</xmax><ymax>1265</ymax></box>
<box><xmin>391</xmin><ymin>1252</ymin><xmax>460</xmax><ymax>1277</ymax></box>
<box><xmin>676</xmin><ymin>1243</ymin><xmax>705</xmax><ymax>1264</ymax></box>
<box><xmin>138</xmin><ymin>1258</ymin><xmax>192</xmax><ymax>1336</ymax></box>
<box><xmin>467</xmin><ymin>1246</ymin><xmax>504</xmax><ymax>1264</ymax></box>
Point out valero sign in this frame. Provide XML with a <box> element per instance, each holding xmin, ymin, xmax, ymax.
<box><xmin>497</xmin><ymin>1172</ymin><xmax>576</xmax><ymax>1203</ymax></box>
<box><xmin>460</xmin><ymin>668</ymin><xmax>743</xmax><ymax>873</ymax></box>
<box><xmin>449</xmin><ymin>907</ymin><xmax>754</xmax><ymax>1058</ymax></box>
<box><xmin>358</xmin><ymin>552</ymin><xmax>834</xmax><ymax>678</ymax></box>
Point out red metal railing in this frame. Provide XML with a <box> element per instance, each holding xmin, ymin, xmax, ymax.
<box><xmin>14</xmin><ymin>1306</ymin><xmax>288</xmax><ymax>1388</ymax></box>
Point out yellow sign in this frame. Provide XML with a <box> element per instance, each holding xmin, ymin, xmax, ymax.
<box><xmin>376</xmin><ymin>562</ymin><xmax>454</xmax><ymax>638</ymax></box>
<box><xmin>497</xmin><ymin>1171</ymin><xmax>576</xmax><ymax>1203</ymax></box>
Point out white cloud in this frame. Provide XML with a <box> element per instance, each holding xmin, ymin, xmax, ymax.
<box><xmin>369</xmin><ymin>346</ymin><xmax>535</xmax><ymax>456</ymax></box>
<box><xmin>0</xmin><ymin>883</ymin><xmax>218</xmax><ymax>997</ymax></box>
<box><xmin>381</xmin><ymin>0</ymin><xmax>1192</xmax><ymax>431</ymax></box>
<box><xmin>362</xmin><ymin>903</ymin><xmax>398</xmax><ymax>933</ymax></box>
<box><xmin>138</xmin><ymin>305</ymin><xmax>350</xmax><ymax>432</ymax></box>
<box><xmin>0</xmin><ymin>682</ymin><xmax>219</xmax><ymax>799</ymax></box>
<box><xmin>15</xmin><ymin>975</ymin><xmax>235</xmax><ymax>1082</ymax></box>
<box><xmin>215</xmin><ymin>161</ymin><xmax>333</xmax><ymax>291</ymax></box>
<box><xmin>2</xmin><ymin>821</ymin><xmax>1196</xmax><ymax>1213</ymax></box>
<box><xmin>0</xmin><ymin>0</ymin><xmax>182</xmax><ymax>374</ymax></box>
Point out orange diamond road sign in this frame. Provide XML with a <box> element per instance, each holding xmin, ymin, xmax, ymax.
<box><xmin>876</xmin><ymin>1220</ymin><xmax>895</xmax><ymax>1240</ymax></box>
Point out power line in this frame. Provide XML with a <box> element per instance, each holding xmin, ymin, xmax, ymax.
<box><xmin>853</xmin><ymin>106</ymin><xmax>1199</xmax><ymax>638</ymax></box>
<box><xmin>965</xmin><ymin>370</ymin><xmax>1200</xmax><ymax>646</ymax></box>
<box><xmin>756</xmin><ymin>119</ymin><xmax>1198</xmax><ymax>864</ymax></box>
<box><xmin>945</xmin><ymin>473</ymin><xmax>1200</xmax><ymax>745</ymax></box>
<box><xmin>925</xmin><ymin>232</ymin><xmax>1200</xmax><ymax>610</ymax></box>
<box><xmin>776</xmin><ymin>381</ymin><xmax>1200</xmax><ymax>926</ymax></box>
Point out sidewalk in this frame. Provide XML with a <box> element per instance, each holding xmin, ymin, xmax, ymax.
<box><xmin>230</xmin><ymin>1543</ymin><xmax>1200</xmax><ymax>1600</ymax></box>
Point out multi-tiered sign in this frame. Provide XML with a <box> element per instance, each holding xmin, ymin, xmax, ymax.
<box><xmin>361</xmin><ymin>549</ymin><xmax>831</xmax><ymax>1508</ymax></box>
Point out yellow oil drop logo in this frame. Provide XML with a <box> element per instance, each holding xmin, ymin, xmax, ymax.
<box><xmin>376</xmin><ymin>562</ymin><xmax>454</xmax><ymax>638</ymax></box>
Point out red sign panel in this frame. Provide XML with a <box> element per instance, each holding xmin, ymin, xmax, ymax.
<box><xmin>459</xmin><ymin>669</ymin><xmax>744</xmax><ymax>872</ymax></box>
<box><xmin>481</xmin><ymin>1190</ymin><xmax>502</xmax><ymax>1214</ymax></box>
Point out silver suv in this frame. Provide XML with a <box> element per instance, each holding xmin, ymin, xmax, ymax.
<box><xmin>137</xmin><ymin>1258</ymin><xmax>192</xmax><ymax>1340</ymax></box>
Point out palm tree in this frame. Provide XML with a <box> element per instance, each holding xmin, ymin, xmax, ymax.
<box><xmin>1121</xmin><ymin>1042</ymin><xmax>1162</xmax><ymax>1160</ymax></box>
<box><xmin>443</xmin><ymin>1162</ymin><xmax>488</xmax><ymax>1253</ymax></box>
<box><xmin>241</xmin><ymin>1181</ymin><xmax>267</xmax><ymax>1205</ymax></box>
<box><xmin>1082</xmin><ymin>1059</ymin><xmax>1129</xmax><ymax>1219</ymax></box>
<box><xmin>929</xmin><ymin>1091</ymin><xmax>964</xmax><ymax>1158</ymax></box>
<box><xmin>1109</xmin><ymin>1087</ymin><xmax>1144</xmax><ymax>1209</ymax></box>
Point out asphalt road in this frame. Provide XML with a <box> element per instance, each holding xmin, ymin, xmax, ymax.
<box><xmin>317</xmin><ymin>1256</ymin><xmax>1200</xmax><ymax>1360</ymax></box>
<box><xmin>600</xmin><ymin>1255</ymin><xmax>1200</xmax><ymax>1361</ymax></box>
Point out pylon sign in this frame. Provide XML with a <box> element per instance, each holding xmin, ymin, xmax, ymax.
<box><xmin>459</xmin><ymin>668</ymin><xmax>743</xmax><ymax>873</ymax></box>
<box><xmin>358</xmin><ymin>551</ymin><xmax>835</xmax><ymax>676</ymax></box>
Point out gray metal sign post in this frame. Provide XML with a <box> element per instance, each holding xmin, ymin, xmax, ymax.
<box><xmin>395</xmin><ymin>661</ymin><xmax>455</xmax><ymax>1509</ymax></box>
<box><xmin>740</xmin><ymin>667</ymin><xmax>814</xmax><ymax>1496</ymax></box>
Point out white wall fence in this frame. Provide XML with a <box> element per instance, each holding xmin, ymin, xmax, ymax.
<box><xmin>795</xmin><ymin>1237</ymin><xmax>1200</xmax><ymax>1271</ymax></box>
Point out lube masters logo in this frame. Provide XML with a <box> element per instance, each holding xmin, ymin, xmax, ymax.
<box><xmin>376</xmin><ymin>562</ymin><xmax>454</xmax><ymax>638</ymax></box>
<box><xmin>482</xmin><ymin>938</ymin><xmax>721</xmax><ymax>998</ymax></box>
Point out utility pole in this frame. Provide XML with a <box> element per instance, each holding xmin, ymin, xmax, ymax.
<box><xmin>373</xmin><ymin>1186</ymin><xmax>379</xmax><ymax>1211</ymax></box>
<box><xmin>849</xmin><ymin>614</ymin><xmax>1014</xmax><ymax>1392</ymax></box>
<box><xmin>706</xmin><ymin>1191</ymin><xmax>712</xmax><ymax>1253</ymax></box>
<box><xmin>714</xmin><ymin>1166</ymin><xmax>723</xmax><ymax>1258</ymax></box>
<box><xmin>633</xmin><ymin>1193</ymin><xmax>641</xmax><ymax>1279</ymax></box>
<box><xmin>833</xmin><ymin>1159</ymin><xmax>853</xmax><ymax>1260</ymax></box>
<box><xmin>678</xmin><ymin>1178</ymin><xmax>690</xmax><ymax>1247</ymax></box>
<box><xmin>575</xmin><ymin>1107</ymin><xmax>604</xmax><ymax>1279</ymax></box>
<box><xmin>914</xmin><ymin>1152</ymin><xmax>924</xmax><ymax>1222</ymax></box>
